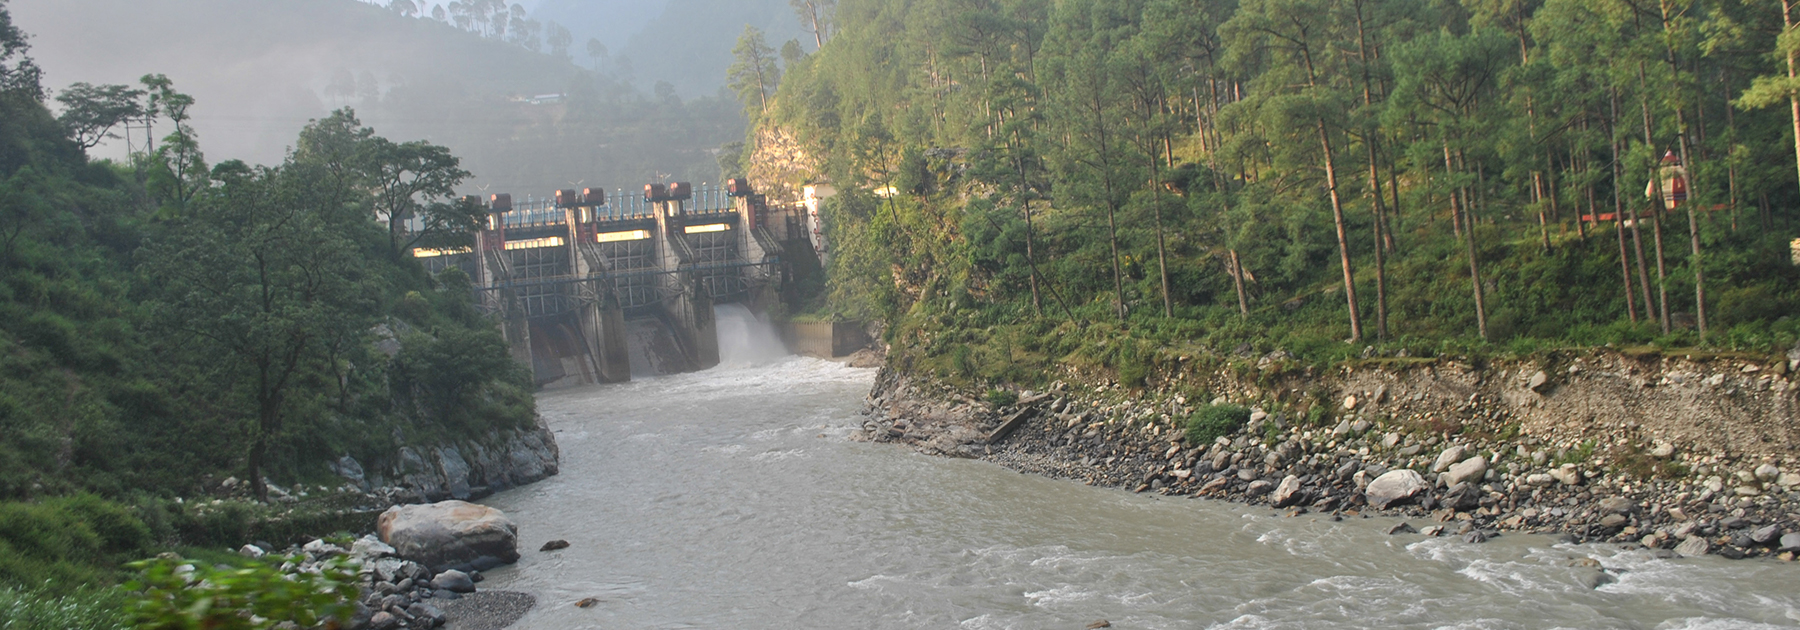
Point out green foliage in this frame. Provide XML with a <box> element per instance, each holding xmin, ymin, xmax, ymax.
<box><xmin>0</xmin><ymin>495</ymin><xmax>152</xmax><ymax>588</ymax></box>
<box><xmin>984</xmin><ymin>388</ymin><xmax>1018</xmax><ymax>407</ymax></box>
<box><xmin>0</xmin><ymin>586</ymin><xmax>126</xmax><ymax>630</ymax></box>
<box><xmin>1184</xmin><ymin>404</ymin><xmax>1251</xmax><ymax>445</ymax></box>
<box><xmin>124</xmin><ymin>554</ymin><xmax>358</xmax><ymax>630</ymax></box>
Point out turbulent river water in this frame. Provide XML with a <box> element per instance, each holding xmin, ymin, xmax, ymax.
<box><xmin>481</xmin><ymin>308</ymin><xmax>1800</xmax><ymax>629</ymax></box>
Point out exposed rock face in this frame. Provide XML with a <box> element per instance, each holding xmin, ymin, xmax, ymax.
<box><xmin>377</xmin><ymin>501</ymin><xmax>521</xmax><ymax>571</ymax></box>
<box><xmin>1365</xmin><ymin>470</ymin><xmax>1429</xmax><ymax>509</ymax></box>
<box><xmin>332</xmin><ymin>419</ymin><xmax>560</xmax><ymax>503</ymax></box>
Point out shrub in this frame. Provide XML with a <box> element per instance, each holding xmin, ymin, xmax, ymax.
<box><xmin>124</xmin><ymin>554</ymin><xmax>359</xmax><ymax>630</ymax></box>
<box><xmin>1184</xmin><ymin>404</ymin><xmax>1251</xmax><ymax>444</ymax></box>
<box><xmin>0</xmin><ymin>587</ymin><xmax>126</xmax><ymax>630</ymax></box>
<box><xmin>984</xmin><ymin>388</ymin><xmax>1018</xmax><ymax>407</ymax></box>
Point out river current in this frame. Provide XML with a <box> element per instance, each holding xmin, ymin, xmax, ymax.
<box><xmin>481</xmin><ymin>308</ymin><xmax>1800</xmax><ymax>629</ymax></box>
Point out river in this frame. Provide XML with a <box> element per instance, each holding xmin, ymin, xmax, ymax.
<box><xmin>480</xmin><ymin>309</ymin><xmax>1800</xmax><ymax>629</ymax></box>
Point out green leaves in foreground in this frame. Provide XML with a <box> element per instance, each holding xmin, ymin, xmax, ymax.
<box><xmin>124</xmin><ymin>554</ymin><xmax>358</xmax><ymax>630</ymax></box>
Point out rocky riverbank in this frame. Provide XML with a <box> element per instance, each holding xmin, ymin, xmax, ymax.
<box><xmin>855</xmin><ymin>347</ymin><xmax>1800</xmax><ymax>563</ymax></box>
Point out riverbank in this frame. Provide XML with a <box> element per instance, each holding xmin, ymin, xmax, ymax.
<box><xmin>856</xmin><ymin>346</ymin><xmax>1800</xmax><ymax>561</ymax></box>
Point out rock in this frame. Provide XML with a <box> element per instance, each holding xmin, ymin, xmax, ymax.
<box><xmin>576</xmin><ymin>597</ymin><xmax>600</xmax><ymax>608</ymax></box>
<box><xmin>1087</xmin><ymin>621</ymin><xmax>1112</xmax><ymax>629</ymax></box>
<box><xmin>539</xmin><ymin>539</ymin><xmax>570</xmax><ymax>552</ymax></box>
<box><xmin>1271</xmin><ymin>475</ymin><xmax>1304</xmax><ymax>508</ymax></box>
<box><xmin>352</xmin><ymin>535</ymin><xmax>396</xmax><ymax>560</ymax></box>
<box><xmin>1442</xmin><ymin>482</ymin><xmax>1480</xmax><ymax>511</ymax></box>
<box><xmin>1365</xmin><ymin>469</ymin><xmax>1430</xmax><ymax>509</ymax></box>
<box><xmin>1525</xmin><ymin>473</ymin><xmax>1555</xmax><ymax>486</ymax></box>
<box><xmin>1419</xmin><ymin>525</ymin><xmax>1444</xmax><ymax>537</ymax></box>
<box><xmin>378</xmin><ymin>501</ymin><xmax>520</xmax><ymax>571</ymax></box>
<box><xmin>1735</xmin><ymin>486</ymin><xmax>1762</xmax><ymax>497</ymax></box>
<box><xmin>370</xmin><ymin>611</ymin><xmax>398</xmax><ymax>630</ymax></box>
<box><xmin>302</xmin><ymin>538</ymin><xmax>346</xmax><ymax>558</ymax></box>
<box><xmin>1779</xmin><ymin>533</ymin><xmax>1800</xmax><ymax>552</ymax></box>
<box><xmin>1463</xmin><ymin>530</ymin><xmax>1489</xmax><ymax>543</ymax></box>
<box><xmin>1780</xmin><ymin>473</ymin><xmax>1800</xmax><ymax>488</ymax></box>
<box><xmin>407</xmin><ymin>603</ymin><xmax>445</xmax><ymax>627</ymax></box>
<box><xmin>1444</xmin><ymin>457</ymin><xmax>1488</xmax><ymax>487</ymax></box>
<box><xmin>1675</xmin><ymin>536</ymin><xmax>1710</xmax><ymax>558</ymax></box>
<box><xmin>1717</xmin><ymin>546</ymin><xmax>1746</xmax><ymax>560</ymax></box>
<box><xmin>1649</xmin><ymin>442</ymin><xmax>1675</xmax><ymax>458</ymax></box>
<box><xmin>1755</xmin><ymin>463</ymin><xmax>1781</xmax><ymax>482</ymax></box>
<box><xmin>238</xmin><ymin>544</ymin><xmax>265</xmax><ymax>559</ymax></box>
<box><xmin>1387</xmin><ymin>522</ymin><xmax>1417</xmax><ymax>535</ymax></box>
<box><xmin>1527</xmin><ymin>370</ymin><xmax>1549</xmax><ymax>391</ymax></box>
<box><xmin>1550</xmin><ymin>464</ymin><xmax>1582</xmax><ymax>486</ymax></box>
<box><xmin>1599</xmin><ymin>514</ymin><xmax>1628</xmax><ymax>529</ymax></box>
<box><xmin>1342</xmin><ymin>395</ymin><xmax>1358</xmax><ymax>411</ymax></box>
<box><xmin>1431</xmin><ymin>446</ymin><xmax>1468</xmax><ymax>473</ymax></box>
<box><xmin>1382</xmin><ymin>433</ymin><xmax>1401</xmax><ymax>449</ymax></box>
<box><xmin>1237</xmin><ymin>468</ymin><xmax>1259</xmax><ymax>482</ymax></box>
<box><xmin>1249</xmin><ymin>410</ymin><xmax>1268</xmax><ymax>424</ymax></box>
<box><xmin>1576</xmin><ymin>570</ymin><xmax>1615</xmax><ymax>590</ymax></box>
<box><xmin>1246</xmin><ymin>479</ymin><xmax>1275</xmax><ymax>496</ymax></box>
<box><xmin>1332</xmin><ymin>420</ymin><xmax>1352</xmax><ymax>437</ymax></box>
<box><xmin>430</xmin><ymin>569</ymin><xmax>476</xmax><ymax>594</ymax></box>
<box><xmin>1598</xmin><ymin>497</ymin><xmax>1635</xmax><ymax>514</ymax></box>
<box><xmin>1750</xmin><ymin>525</ymin><xmax>1781</xmax><ymax>546</ymax></box>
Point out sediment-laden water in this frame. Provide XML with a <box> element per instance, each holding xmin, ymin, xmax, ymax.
<box><xmin>480</xmin><ymin>310</ymin><xmax>1800</xmax><ymax>629</ymax></box>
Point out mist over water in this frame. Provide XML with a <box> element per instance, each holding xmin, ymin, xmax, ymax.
<box><xmin>714</xmin><ymin>303</ymin><xmax>787</xmax><ymax>367</ymax></box>
<box><xmin>480</xmin><ymin>360</ymin><xmax>1800</xmax><ymax>629</ymax></box>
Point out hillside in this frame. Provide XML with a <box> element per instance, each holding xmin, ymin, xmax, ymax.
<box><xmin>12</xmin><ymin>0</ymin><xmax>744</xmax><ymax>193</ymax></box>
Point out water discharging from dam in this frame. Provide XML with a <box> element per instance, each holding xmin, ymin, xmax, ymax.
<box><xmin>479</xmin><ymin>334</ymin><xmax>1800</xmax><ymax>628</ymax></box>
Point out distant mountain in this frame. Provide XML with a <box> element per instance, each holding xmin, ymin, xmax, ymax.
<box><xmin>531</xmin><ymin>0</ymin><xmax>671</xmax><ymax>53</ymax></box>
<box><xmin>609</xmin><ymin>0</ymin><xmax>807</xmax><ymax>98</ymax></box>
<box><xmin>10</xmin><ymin>0</ymin><xmax>745</xmax><ymax>194</ymax></box>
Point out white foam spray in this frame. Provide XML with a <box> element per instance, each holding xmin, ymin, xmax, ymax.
<box><xmin>714</xmin><ymin>303</ymin><xmax>788</xmax><ymax>366</ymax></box>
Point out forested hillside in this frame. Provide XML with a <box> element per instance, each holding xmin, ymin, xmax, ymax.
<box><xmin>0</xmin><ymin>0</ymin><xmax>531</xmax><ymax>593</ymax></box>
<box><xmin>14</xmin><ymin>0</ymin><xmax>744</xmax><ymax>192</ymax></box>
<box><xmin>756</xmin><ymin>0</ymin><xmax>1800</xmax><ymax>383</ymax></box>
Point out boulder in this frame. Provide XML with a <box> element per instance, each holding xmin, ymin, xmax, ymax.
<box><xmin>1365</xmin><ymin>469</ymin><xmax>1430</xmax><ymax>509</ymax></box>
<box><xmin>1271</xmin><ymin>475</ymin><xmax>1304</xmax><ymax>508</ymax></box>
<box><xmin>1246</xmin><ymin>479</ymin><xmax>1274</xmax><ymax>496</ymax></box>
<box><xmin>1526</xmin><ymin>370</ymin><xmax>1549</xmax><ymax>391</ymax></box>
<box><xmin>1675</xmin><ymin>536</ymin><xmax>1710</xmax><ymax>558</ymax></box>
<box><xmin>1755</xmin><ymin>463</ymin><xmax>1781</xmax><ymax>482</ymax></box>
<box><xmin>1444</xmin><ymin>457</ymin><xmax>1488</xmax><ymax>487</ymax></box>
<box><xmin>1431</xmin><ymin>446</ymin><xmax>1467</xmax><ymax>473</ymax></box>
<box><xmin>1779</xmin><ymin>532</ymin><xmax>1800</xmax><ymax>552</ymax></box>
<box><xmin>1598</xmin><ymin>497</ymin><xmax>1635</xmax><ymax>514</ymax></box>
<box><xmin>352</xmin><ymin>535</ymin><xmax>396</xmax><ymax>561</ymax></box>
<box><xmin>1387</xmin><ymin>522</ymin><xmax>1417</xmax><ymax>535</ymax></box>
<box><xmin>1524</xmin><ymin>473</ymin><xmax>1555</xmax><ymax>486</ymax></box>
<box><xmin>1442</xmin><ymin>482</ymin><xmax>1480</xmax><ymax>511</ymax></box>
<box><xmin>1549</xmin><ymin>464</ymin><xmax>1582</xmax><ymax>486</ymax></box>
<box><xmin>430</xmin><ymin>569</ymin><xmax>476</xmax><ymax>594</ymax></box>
<box><xmin>377</xmin><ymin>501</ymin><xmax>520</xmax><ymax>571</ymax></box>
<box><xmin>238</xmin><ymin>544</ymin><xmax>265</xmax><ymax>559</ymax></box>
<box><xmin>1749</xmin><ymin>525</ymin><xmax>1781</xmax><ymax>546</ymax></box>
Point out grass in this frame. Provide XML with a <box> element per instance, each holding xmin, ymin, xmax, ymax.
<box><xmin>0</xmin><ymin>587</ymin><xmax>127</xmax><ymax>630</ymax></box>
<box><xmin>1184</xmin><ymin>404</ymin><xmax>1251</xmax><ymax>445</ymax></box>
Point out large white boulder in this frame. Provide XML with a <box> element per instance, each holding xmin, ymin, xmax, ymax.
<box><xmin>1365</xmin><ymin>469</ymin><xmax>1430</xmax><ymax>509</ymax></box>
<box><xmin>377</xmin><ymin>500</ymin><xmax>520</xmax><ymax>571</ymax></box>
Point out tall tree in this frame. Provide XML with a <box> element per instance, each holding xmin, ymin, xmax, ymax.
<box><xmin>728</xmin><ymin>26</ymin><xmax>782</xmax><ymax>118</ymax></box>
<box><xmin>53</xmin><ymin>82</ymin><xmax>146</xmax><ymax>151</ymax></box>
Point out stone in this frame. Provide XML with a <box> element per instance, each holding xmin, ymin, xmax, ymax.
<box><xmin>1750</xmin><ymin>525</ymin><xmax>1781</xmax><ymax>546</ymax></box>
<box><xmin>1432</xmin><ymin>445</ymin><xmax>1468</xmax><ymax>473</ymax></box>
<box><xmin>302</xmin><ymin>538</ymin><xmax>346</xmax><ymax>558</ymax></box>
<box><xmin>1577</xmin><ymin>570</ymin><xmax>1615</xmax><ymax>590</ymax></box>
<box><xmin>1755</xmin><ymin>463</ymin><xmax>1781</xmax><ymax>482</ymax></box>
<box><xmin>1780</xmin><ymin>473</ymin><xmax>1800</xmax><ymax>488</ymax></box>
<box><xmin>1237</xmin><ymin>468</ymin><xmax>1259</xmax><ymax>482</ymax></box>
<box><xmin>539</xmin><ymin>539</ymin><xmax>571</xmax><ymax>552</ymax></box>
<box><xmin>1249</xmin><ymin>410</ymin><xmax>1268</xmax><ymax>424</ymax></box>
<box><xmin>1525</xmin><ymin>473</ymin><xmax>1555</xmax><ymax>486</ymax></box>
<box><xmin>1735</xmin><ymin>486</ymin><xmax>1762</xmax><ymax>497</ymax></box>
<box><xmin>1365</xmin><ymin>469</ymin><xmax>1430</xmax><ymax>509</ymax></box>
<box><xmin>1382</xmin><ymin>433</ymin><xmax>1401</xmax><ymax>449</ymax></box>
<box><xmin>1442</xmin><ymin>482</ymin><xmax>1480</xmax><ymax>511</ymax></box>
<box><xmin>1444</xmin><ymin>457</ymin><xmax>1488</xmax><ymax>487</ymax></box>
<box><xmin>1599</xmin><ymin>514</ymin><xmax>1628</xmax><ymax>529</ymax></box>
<box><xmin>1779</xmin><ymin>533</ymin><xmax>1800</xmax><ymax>552</ymax></box>
<box><xmin>1246</xmin><ymin>479</ymin><xmax>1274</xmax><ymax>496</ymax></box>
<box><xmin>378</xmin><ymin>501</ymin><xmax>520</xmax><ymax>571</ymax></box>
<box><xmin>1598</xmin><ymin>497</ymin><xmax>1635</xmax><ymax>514</ymax></box>
<box><xmin>1550</xmin><ymin>464</ymin><xmax>1582</xmax><ymax>486</ymax></box>
<box><xmin>1527</xmin><ymin>370</ymin><xmax>1549</xmax><ymax>391</ymax></box>
<box><xmin>1087</xmin><ymin>621</ymin><xmax>1112</xmax><ymax>629</ymax></box>
<box><xmin>1463</xmin><ymin>530</ymin><xmax>1489</xmax><ymax>543</ymax></box>
<box><xmin>352</xmin><ymin>535</ymin><xmax>396</xmax><ymax>560</ymax></box>
<box><xmin>238</xmin><ymin>544</ymin><xmax>265</xmax><ymax>559</ymax></box>
<box><xmin>406</xmin><ymin>603</ymin><xmax>445</xmax><ymax>627</ymax></box>
<box><xmin>1342</xmin><ymin>395</ymin><xmax>1358</xmax><ymax>411</ymax></box>
<box><xmin>1419</xmin><ymin>525</ymin><xmax>1445</xmax><ymax>537</ymax></box>
<box><xmin>1675</xmin><ymin>536</ymin><xmax>1710</xmax><ymax>558</ymax></box>
<box><xmin>1271</xmin><ymin>475</ymin><xmax>1304</xmax><ymax>508</ymax></box>
<box><xmin>576</xmin><ymin>597</ymin><xmax>601</xmax><ymax>608</ymax></box>
<box><xmin>430</xmin><ymin>569</ymin><xmax>476</xmax><ymax>593</ymax></box>
<box><xmin>1332</xmin><ymin>420</ymin><xmax>1352</xmax><ymax>437</ymax></box>
<box><xmin>370</xmin><ymin>611</ymin><xmax>398</xmax><ymax>630</ymax></box>
<box><xmin>1650</xmin><ymin>442</ymin><xmax>1675</xmax><ymax>458</ymax></box>
<box><xmin>1387</xmin><ymin>522</ymin><xmax>1417</xmax><ymax>535</ymax></box>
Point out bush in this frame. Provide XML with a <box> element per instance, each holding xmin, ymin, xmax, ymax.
<box><xmin>984</xmin><ymin>388</ymin><xmax>1018</xmax><ymax>407</ymax></box>
<box><xmin>1184</xmin><ymin>404</ymin><xmax>1251</xmax><ymax>444</ymax></box>
<box><xmin>0</xmin><ymin>586</ymin><xmax>127</xmax><ymax>630</ymax></box>
<box><xmin>125</xmin><ymin>554</ymin><xmax>359</xmax><ymax>630</ymax></box>
<box><xmin>0</xmin><ymin>495</ymin><xmax>153</xmax><ymax>588</ymax></box>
